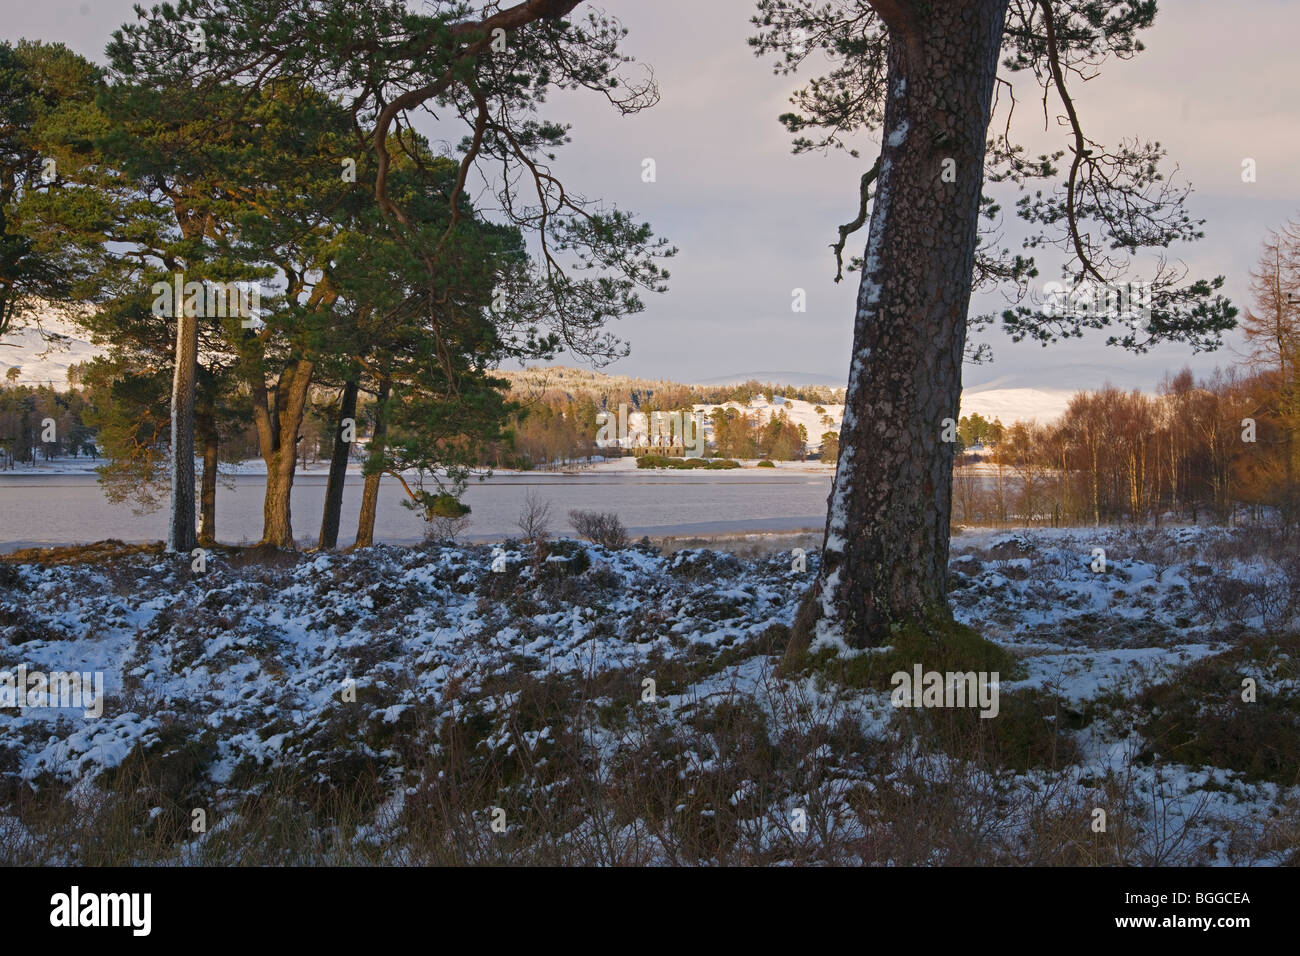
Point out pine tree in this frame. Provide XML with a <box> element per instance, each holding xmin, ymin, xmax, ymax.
<box><xmin>107</xmin><ymin>0</ymin><xmax>675</xmax><ymax>549</ymax></box>
<box><xmin>753</xmin><ymin>0</ymin><xmax>1235</xmax><ymax>651</ymax></box>
<box><xmin>0</xmin><ymin>41</ymin><xmax>98</xmax><ymax>342</ymax></box>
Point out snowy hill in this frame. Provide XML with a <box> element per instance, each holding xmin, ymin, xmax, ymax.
<box><xmin>0</xmin><ymin>312</ymin><xmax>101</xmax><ymax>388</ymax></box>
<box><xmin>959</xmin><ymin>386</ymin><xmax>1075</xmax><ymax>424</ymax></box>
<box><xmin>2</xmin><ymin>319</ymin><xmax>1084</xmax><ymax>428</ymax></box>
<box><xmin>693</xmin><ymin>394</ymin><xmax>844</xmax><ymax>451</ymax></box>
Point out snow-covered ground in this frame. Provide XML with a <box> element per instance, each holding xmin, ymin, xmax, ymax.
<box><xmin>0</xmin><ymin>524</ymin><xmax>1295</xmax><ymax>864</ymax></box>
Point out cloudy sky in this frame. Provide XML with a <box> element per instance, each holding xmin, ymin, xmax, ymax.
<box><xmin>6</xmin><ymin>0</ymin><xmax>1298</xmax><ymax>394</ymax></box>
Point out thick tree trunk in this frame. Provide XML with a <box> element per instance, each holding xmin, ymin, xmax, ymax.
<box><xmin>166</xmin><ymin>309</ymin><xmax>198</xmax><ymax>553</ymax></box>
<box><xmin>198</xmin><ymin>414</ymin><xmax>218</xmax><ymax>546</ymax></box>
<box><xmin>354</xmin><ymin>377</ymin><xmax>390</xmax><ymax>549</ymax></box>
<box><xmin>796</xmin><ymin>0</ymin><xmax>1009</xmax><ymax>652</ymax></box>
<box><xmin>318</xmin><ymin>378</ymin><xmax>359</xmax><ymax>550</ymax></box>
<box><xmin>253</xmin><ymin>359</ymin><xmax>315</xmax><ymax>549</ymax></box>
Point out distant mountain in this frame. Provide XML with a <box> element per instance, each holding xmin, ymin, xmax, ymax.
<box><xmin>964</xmin><ymin>364</ymin><xmax>1156</xmax><ymax>394</ymax></box>
<box><xmin>960</xmin><ymin>365</ymin><xmax>1162</xmax><ymax>423</ymax></box>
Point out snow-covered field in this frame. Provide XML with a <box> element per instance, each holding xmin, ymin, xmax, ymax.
<box><xmin>0</xmin><ymin>524</ymin><xmax>1296</xmax><ymax>864</ymax></box>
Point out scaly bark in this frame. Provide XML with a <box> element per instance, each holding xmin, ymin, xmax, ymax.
<box><xmin>318</xmin><ymin>378</ymin><xmax>359</xmax><ymax>550</ymax></box>
<box><xmin>796</xmin><ymin>0</ymin><xmax>1010</xmax><ymax>652</ymax></box>
<box><xmin>166</xmin><ymin>307</ymin><xmax>198</xmax><ymax>553</ymax></box>
<box><xmin>198</xmin><ymin>411</ymin><xmax>218</xmax><ymax>546</ymax></box>
<box><xmin>252</xmin><ymin>358</ymin><xmax>315</xmax><ymax>548</ymax></box>
<box><xmin>354</xmin><ymin>376</ymin><xmax>391</xmax><ymax>549</ymax></box>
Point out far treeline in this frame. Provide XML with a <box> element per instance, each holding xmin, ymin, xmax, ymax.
<box><xmin>0</xmin><ymin>364</ymin><xmax>840</xmax><ymax>470</ymax></box>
